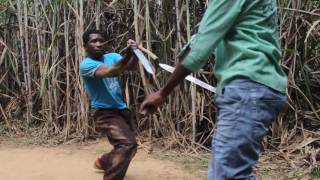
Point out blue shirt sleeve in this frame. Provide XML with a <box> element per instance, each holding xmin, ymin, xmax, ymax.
<box><xmin>106</xmin><ymin>53</ymin><xmax>123</xmax><ymax>64</ymax></box>
<box><xmin>80</xmin><ymin>59</ymin><xmax>103</xmax><ymax>77</ymax></box>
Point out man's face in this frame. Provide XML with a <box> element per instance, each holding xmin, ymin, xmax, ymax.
<box><xmin>85</xmin><ymin>33</ymin><xmax>105</xmax><ymax>57</ymax></box>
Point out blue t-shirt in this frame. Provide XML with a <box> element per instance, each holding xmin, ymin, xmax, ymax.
<box><xmin>80</xmin><ymin>53</ymin><xmax>127</xmax><ymax>109</ymax></box>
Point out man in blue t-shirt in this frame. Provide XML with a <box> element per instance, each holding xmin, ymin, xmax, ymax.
<box><xmin>80</xmin><ymin>29</ymin><xmax>138</xmax><ymax>180</ymax></box>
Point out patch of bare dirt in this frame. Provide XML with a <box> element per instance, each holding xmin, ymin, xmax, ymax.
<box><xmin>0</xmin><ymin>139</ymin><xmax>199</xmax><ymax>180</ymax></box>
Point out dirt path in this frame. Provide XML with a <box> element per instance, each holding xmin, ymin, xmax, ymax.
<box><xmin>0</xmin><ymin>139</ymin><xmax>200</xmax><ymax>180</ymax></box>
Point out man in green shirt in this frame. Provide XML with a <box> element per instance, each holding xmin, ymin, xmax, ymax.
<box><xmin>140</xmin><ymin>0</ymin><xmax>287</xmax><ymax>179</ymax></box>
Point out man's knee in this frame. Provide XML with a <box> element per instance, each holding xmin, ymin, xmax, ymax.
<box><xmin>122</xmin><ymin>140</ymin><xmax>138</xmax><ymax>153</ymax></box>
<box><xmin>123</xmin><ymin>141</ymin><xmax>138</xmax><ymax>159</ymax></box>
<box><xmin>128</xmin><ymin>141</ymin><xmax>138</xmax><ymax>150</ymax></box>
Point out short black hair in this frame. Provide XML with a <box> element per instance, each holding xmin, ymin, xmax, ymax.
<box><xmin>82</xmin><ymin>29</ymin><xmax>105</xmax><ymax>45</ymax></box>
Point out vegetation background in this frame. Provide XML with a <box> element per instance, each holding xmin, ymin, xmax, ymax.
<box><xmin>0</xmin><ymin>0</ymin><xmax>319</xmax><ymax>176</ymax></box>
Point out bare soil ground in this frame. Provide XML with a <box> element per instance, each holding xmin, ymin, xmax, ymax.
<box><xmin>0</xmin><ymin>139</ymin><xmax>199</xmax><ymax>180</ymax></box>
<box><xmin>0</xmin><ymin>137</ymin><xmax>317</xmax><ymax>180</ymax></box>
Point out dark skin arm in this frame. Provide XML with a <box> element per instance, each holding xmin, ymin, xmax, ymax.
<box><xmin>94</xmin><ymin>40</ymin><xmax>138</xmax><ymax>78</ymax></box>
<box><xmin>94</xmin><ymin>51</ymin><xmax>134</xmax><ymax>78</ymax></box>
<box><xmin>140</xmin><ymin>49</ymin><xmax>192</xmax><ymax>114</ymax></box>
<box><xmin>125</xmin><ymin>56</ymin><xmax>139</xmax><ymax>71</ymax></box>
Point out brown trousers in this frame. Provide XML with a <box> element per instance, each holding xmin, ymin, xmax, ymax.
<box><xmin>92</xmin><ymin>108</ymin><xmax>137</xmax><ymax>180</ymax></box>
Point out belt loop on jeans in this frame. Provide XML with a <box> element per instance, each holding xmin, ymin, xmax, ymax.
<box><xmin>221</xmin><ymin>87</ymin><xmax>225</xmax><ymax>95</ymax></box>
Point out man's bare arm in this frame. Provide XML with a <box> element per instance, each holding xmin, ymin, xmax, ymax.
<box><xmin>94</xmin><ymin>39</ymin><xmax>138</xmax><ymax>77</ymax></box>
<box><xmin>140</xmin><ymin>49</ymin><xmax>192</xmax><ymax>114</ymax></box>
<box><xmin>94</xmin><ymin>52</ymin><xmax>132</xmax><ymax>78</ymax></box>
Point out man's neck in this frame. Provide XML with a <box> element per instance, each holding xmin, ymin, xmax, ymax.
<box><xmin>88</xmin><ymin>54</ymin><xmax>104</xmax><ymax>61</ymax></box>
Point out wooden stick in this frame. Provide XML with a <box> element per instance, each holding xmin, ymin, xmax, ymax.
<box><xmin>138</xmin><ymin>45</ymin><xmax>158</xmax><ymax>60</ymax></box>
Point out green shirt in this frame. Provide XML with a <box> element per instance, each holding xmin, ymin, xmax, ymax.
<box><xmin>181</xmin><ymin>0</ymin><xmax>287</xmax><ymax>94</ymax></box>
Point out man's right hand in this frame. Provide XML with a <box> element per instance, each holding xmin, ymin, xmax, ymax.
<box><xmin>127</xmin><ymin>39</ymin><xmax>138</xmax><ymax>49</ymax></box>
<box><xmin>123</xmin><ymin>39</ymin><xmax>138</xmax><ymax>58</ymax></box>
<box><xmin>140</xmin><ymin>91</ymin><xmax>166</xmax><ymax>114</ymax></box>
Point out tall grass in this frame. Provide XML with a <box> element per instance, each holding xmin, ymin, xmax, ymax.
<box><xmin>0</xmin><ymin>0</ymin><xmax>319</xmax><ymax>159</ymax></box>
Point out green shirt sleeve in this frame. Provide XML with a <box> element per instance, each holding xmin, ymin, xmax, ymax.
<box><xmin>181</xmin><ymin>0</ymin><xmax>245</xmax><ymax>72</ymax></box>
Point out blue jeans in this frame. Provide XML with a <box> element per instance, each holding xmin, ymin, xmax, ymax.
<box><xmin>208</xmin><ymin>79</ymin><xmax>287</xmax><ymax>180</ymax></box>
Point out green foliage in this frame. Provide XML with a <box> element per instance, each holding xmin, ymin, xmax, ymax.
<box><xmin>310</xmin><ymin>166</ymin><xmax>320</xmax><ymax>180</ymax></box>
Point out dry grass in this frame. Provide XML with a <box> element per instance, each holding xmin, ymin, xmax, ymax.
<box><xmin>0</xmin><ymin>0</ymin><xmax>319</xmax><ymax>172</ymax></box>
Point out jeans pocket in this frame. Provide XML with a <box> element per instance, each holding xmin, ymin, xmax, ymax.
<box><xmin>251</xmin><ymin>96</ymin><xmax>287</xmax><ymax>142</ymax></box>
<box><xmin>216</xmin><ymin>86</ymin><xmax>247</xmax><ymax>105</ymax></box>
<box><xmin>261</xmin><ymin>91</ymin><xmax>287</xmax><ymax>118</ymax></box>
<box><xmin>260</xmin><ymin>86</ymin><xmax>287</xmax><ymax>101</ymax></box>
